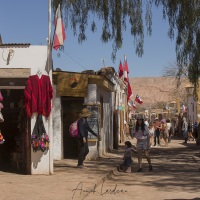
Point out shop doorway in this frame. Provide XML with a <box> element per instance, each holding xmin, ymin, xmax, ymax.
<box><xmin>0</xmin><ymin>89</ymin><xmax>30</xmax><ymax>174</ymax></box>
<box><xmin>62</xmin><ymin>97</ymin><xmax>84</xmax><ymax>158</ymax></box>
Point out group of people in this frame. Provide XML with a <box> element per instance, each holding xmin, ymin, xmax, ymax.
<box><xmin>76</xmin><ymin>109</ymin><xmax>153</xmax><ymax>173</ymax></box>
<box><xmin>75</xmin><ymin>107</ymin><xmax>198</xmax><ymax>174</ymax></box>
<box><xmin>150</xmin><ymin>118</ymin><xmax>173</xmax><ymax>147</ymax></box>
<box><xmin>182</xmin><ymin>117</ymin><xmax>198</xmax><ymax>144</ymax></box>
<box><xmin>119</xmin><ymin>114</ymin><xmax>153</xmax><ymax>173</ymax></box>
<box><xmin>120</xmin><ymin>115</ymin><xmax>175</xmax><ymax>173</ymax></box>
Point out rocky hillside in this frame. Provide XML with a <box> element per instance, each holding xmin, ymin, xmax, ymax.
<box><xmin>129</xmin><ymin>77</ymin><xmax>189</xmax><ymax>108</ymax></box>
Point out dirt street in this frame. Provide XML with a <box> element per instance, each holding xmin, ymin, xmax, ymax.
<box><xmin>0</xmin><ymin>138</ymin><xmax>200</xmax><ymax>200</ymax></box>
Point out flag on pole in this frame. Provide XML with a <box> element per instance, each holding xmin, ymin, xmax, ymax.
<box><xmin>182</xmin><ymin>104</ymin><xmax>187</xmax><ymax>113</ymax></box>
<box><xmin>118</xmin><ymin>60</ymin><xmax>123</xmax><ymax>78</ymax></box>
<box><xmin>135</xmin><ymin>95</ymin><xmax>143</xmax><ymax>104</ymax></box>
<box><xmin>53</xmin><ymin>4</ymin><xmax>66</xmax><ymax>50</ymax></box>
<box><xmin>123</xmin><ymin>55</ymin><xmax>129</xmax><ymax>82</ymax></box>
<box><xmin>127</xmin><ymin>81</ymin><xmax>132</xmax><ymax>101</ymax></box>
<box><xmin>128</xmin><ymin>101</ymin><xmax>136</xmax><ymax>109</ymax></box>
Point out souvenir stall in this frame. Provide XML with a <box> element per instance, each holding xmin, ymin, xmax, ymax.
<box><xmin>0</xmin><ymin>89</ymin><xmax>29</xmax><ymax>173</ymax></box>
<box><xmin>24</xmin><ymin>72</ymin><xmax>53</xmax><ymax>155</ymax></box>
<box><xmin>0</xmin><ymin>44</ymin><xmax>53</xmax><ymax>174</ymax></box>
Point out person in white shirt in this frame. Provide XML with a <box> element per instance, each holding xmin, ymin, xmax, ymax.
<box><xmin>144</xmin><ymin>117</ymin><xmax>149</xmax><ymax>128</ymax></box>
<box><xmin>133</xmin><ymin>114</ymin><xmax>152</xmax><ymax>172</ymax></box>
<box><xmin>148</xmin><ymin>122</ymin><xmax>155</xmax><ymax>147</ymax></box>
<box><xmin>166</xmin><ymin>119</ymin><xmax>172</xmax><ymax>143</ymax></box>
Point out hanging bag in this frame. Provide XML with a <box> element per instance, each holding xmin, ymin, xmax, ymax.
<box><xmin>31</xmin><ymin>114</ymin><xmax>50</xmax><ymax>152</ymax></box>
<box><xmin>69</xmin><ymin>119</ymin><xmax>80</xmax><ymax>137</ymax></box>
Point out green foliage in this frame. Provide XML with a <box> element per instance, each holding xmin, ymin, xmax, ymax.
<box><xmin>52</xmin><ymin>0</ymin><xmax>150</xmax><ymax>61</ymax></box>
<box><xmin>155</xmin><ymin>0</ymin><xmax>200</xmax><ymax>94</ymax></box>
<box><xmin>52</xmin><ymin>0</ymin><xmax>200</xmax><ymax>91</ymax></box>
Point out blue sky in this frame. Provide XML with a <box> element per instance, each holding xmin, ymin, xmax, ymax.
<box><xmin>0</xmin><ymin>0</ymin><xmax>176</xmax><ymax>78</ymax></box>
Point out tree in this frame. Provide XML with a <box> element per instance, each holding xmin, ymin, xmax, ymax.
<box><xmin>52</xmin><ymin>0</ymin><xmax>200</xmax><ymax>90</ymax></box>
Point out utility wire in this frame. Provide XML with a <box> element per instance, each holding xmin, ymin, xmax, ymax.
<box><xmin>61</xmin><ymin>50</ymin><xmax>88</xmax><ymax>70</ymax></box>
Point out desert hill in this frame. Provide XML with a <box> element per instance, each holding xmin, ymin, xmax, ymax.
<box><xmin>129</xmin><ymin>77</ymin><xmax>189</xmax><ymax>108</ymax></box>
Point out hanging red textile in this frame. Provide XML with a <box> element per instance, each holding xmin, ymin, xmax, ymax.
<box><xmin>24</xmin><ymin>75</ymin><xmax>53</xmax><ymax>118</ymax></box>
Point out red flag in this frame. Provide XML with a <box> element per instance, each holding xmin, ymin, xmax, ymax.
<box><xmin>135</xmin><ymin>95</ymin><xmax>143</xmax><ymax>104</ymax></box>
<box><xmin>53</xmin><ymin>4</ymin><xmax>66</xmax><ymax>50</ymax></box>
<box><xmin>127</xmin><ymin>81</ymin><xmax>132</xmax><ymax>101</ymax></box>
<box><xmin>182</xmin><ymin>105</ymin><xmax>187</xmax><ymax>113</ymax></box>
<box><xmin>123</xmin><ymin>55</ymin><xmax>129</xmax><ymax>82</ymax></box>
<box><xmin>118</xmin><ymin>60</ymin><xmax>123</xmax><ymax>78</ymax></box>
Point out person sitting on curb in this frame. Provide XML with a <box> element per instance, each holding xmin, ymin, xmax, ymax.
<box><xmin>77</xmin><ymin>108</ymin><xmax>101</xmax><ymax>168</ymax></box>
<box><xmin>118</xmin><ymin>141</ymin><xmax>136</xmax><ymax>173</ymax></box>
<box><xmin>133</xmin><ymin>114</ymin><xmax>153</xmax><ymax>172</ymax></box>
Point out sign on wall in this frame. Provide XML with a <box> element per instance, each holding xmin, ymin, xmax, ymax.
<box><xmin>0</xmin><ymin>68</ymin><xmax>31</xmax><ymax>78</ymax></box>
<box><xmin>85</xmin><ymin>105</ymin><xmax>100</xmax><ymax>139</ymax></box>
<box><xmin>56</xmin><ymin>73</ymin><xmax>88</xmax><ymax>97</ymax></box>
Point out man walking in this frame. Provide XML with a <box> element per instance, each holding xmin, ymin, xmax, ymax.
<box><xmin>77</xmin><ymin>108</ymin><xmax>101</xmax><ymax>168</ymax></box>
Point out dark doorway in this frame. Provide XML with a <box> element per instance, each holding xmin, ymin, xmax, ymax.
<box><xmin>0</xmin><ymin>89</ymin><xmax>30</xmax><ymax>174</ymax></box>
<box><xmin>62</xmin><ymin>97</ymin><xmax>84</xmax><ymax>158</ymax></box>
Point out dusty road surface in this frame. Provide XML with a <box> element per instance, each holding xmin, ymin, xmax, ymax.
<box><xmin>0</xmin><ymin>138</ymin><xmax>200</xmax><ymax>200</ymax></box>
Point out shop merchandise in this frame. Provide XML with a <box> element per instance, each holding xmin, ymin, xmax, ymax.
<box><xmin>0</xmin><ymin>90</ymin><xmax>29</xmax><ymax>173</ymax></box>
<box><xmin>0</xmin><ymin>90</ymin><xmax>3</xmax><ymax>101</ymax></box>
<box><xmin>0</xmin><ymin>131</ymin><xmax>5</xmax><ymax>144</ymax></box>
<box><xmin>0</xmin><ymin>103</ymin><xmax>3</xmax><ymax>109</ymax></box>
<box><xmin>0</xmin><ymin>111</ymin><xmax>4</xmax><ymax>123</ymax></box>
<box><xmin>31</xmin><ymin>114</ymin><xmax>50</xmax><ymax>152</ymax></box>
<box><xmin>0</xmin><ymin>91</ymin><xmax>4</xmax><ymax>123</ymax></box>
<box><xmin>24</xmin><ymin>74</ymin><xmax>53</xmax><ymax>118</ymax></box>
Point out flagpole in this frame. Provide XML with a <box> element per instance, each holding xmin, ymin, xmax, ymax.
<box><xmin>48</xmin><ymin>0</ymin><xmax>52</xmax><ymax>72</ymax></box>
<box><xmin>48</xmin><ymin>0</ymin><xmax>53</xmax><ymax>175</ymax></box>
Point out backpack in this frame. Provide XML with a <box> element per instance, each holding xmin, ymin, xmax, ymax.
<box><xmin>69</xmin><ymin>119</ymin><xmax>80</xmax><ymax>137</ymax></box>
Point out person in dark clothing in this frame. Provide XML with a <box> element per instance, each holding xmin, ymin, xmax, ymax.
<box><xmin>77</xmin><ymin>108</ymin><xmax>101</xmax><ymax>168</ymax></box>
<box><xmin>187</xmin><ymin>120</ymin><xmax>194</xmax><ymax>141</ymax></box>
<box><xmin>193</xmin><ymin>121</ymin><xmax>198</xmax><ymax>140</ymax></box>
<box><xmin>153</xmin><ymin>118</ymin><xmax>161</xmax><ymax>146</ymax></box>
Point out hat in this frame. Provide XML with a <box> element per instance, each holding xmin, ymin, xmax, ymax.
<box><xmin>137</xmin><ymin>114</ymin><xmax>143</xmax><ymax>120</ymax></box>
<box><xmin>79</xmin><ymin>108</ymin><xmax>92</xmax><ymax>118</ymax></box>
<box><xmin>161</xmin><ymin>118</ymin><xmax>166</xmax><ymax>123</ymax></box>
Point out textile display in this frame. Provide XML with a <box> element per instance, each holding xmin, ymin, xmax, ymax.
<box><xmin>24</xmin><ymin>75</ymin><xmax>53</xmax><ymax>118</ymax></box>
<box><xmin>0</xmin><ymin>131</ymin><xmax>5</xmax><ymax>144</ymax></box>
<box><xmin>31</xmin><ymin>114</ymin><xmax>50</xmax><ymax>152</ymax></box>
<box><xmin>0</xmin><ymin>111</ymin><xmax>4</xmax><ymax>123</ymax></box>
<box><xmin>0</xmin><ymin>90</ymin><xmax>4</xmax><ymax>123</ymax></box>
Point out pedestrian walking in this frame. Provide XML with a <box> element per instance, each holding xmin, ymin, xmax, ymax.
<box><xmin>166</xmin><ymin>119</ymin><xmax>172</xmax><ymax>143</ymax></box>
<box><xmin>118</xmin><ymin>141</ymin><xmax>136</xmax><ymax>173</ymax></box>
<box><xmin>153</xmin><ymin>118</ymin><xmax>161</xmax><ymax>146</ymax></box>
<box><xmin>133</xmin><ymin>114</ymin><xmax>153</xmax><ymax>172</ymax></box>
<box><xmin>148</xmin><ymin>122</ymin><xmax>155</xmax><ymax>147</ymax></box>
<box><xmin>187</xmin><ymin>120</ymin><xmax>195</xmax><ymax>141</ymax></box>
<box><xmin>182</xmin><ymin>117</ymin><xmax>188</xmax><ymax>144</ymax></box>
<box><xmin>193</xmin><ymin>121</ymin><xmax>198</xmax><ymax>140</ymax></box>
<box><xmin>160</xmin><ymin>119</ymin><xmax>169</xmax><ymax>147</ymax></box>
<box><xmin>124</xmin><ymin>120</ymin><xmax>131</xmax><ymax>140</ymax></box>
<box><xmin>77</xmin><ymin>108</ymin><xmax>101</xmax><ymax>168</ymax></box>
<box><xmin>144</xmin><ymin>116</ymin><xmax>149</xmax><ymax>128</ymax></box>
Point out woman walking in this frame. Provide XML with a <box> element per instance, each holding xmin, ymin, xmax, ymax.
<box><xmin>160</xmin><ymin>119</ymin><xmax>169</xmax><ymax>147</ymax></box>
<box><xmin>134</xmin><ymin>114</ymin><xmax>152</xmax><ymax>172</ymax></box>
<box><xmin>187</xmin><ymin>120</ymin><xmax>194</xmax><ymax>141</ymax></box>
